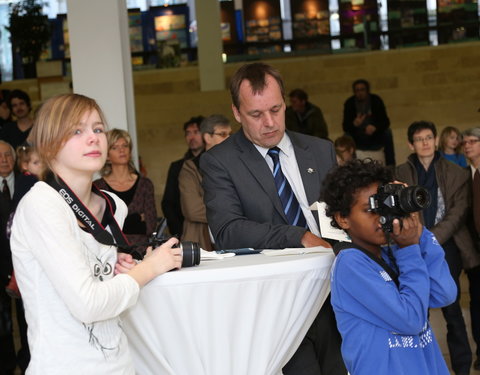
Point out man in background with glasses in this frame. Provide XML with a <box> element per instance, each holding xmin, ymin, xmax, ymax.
<box><xmin>396</xmin><ymin>121</ymin><xmax>479</xmax><ymax>375</ymax></box>
<box><xmin>178</xmin><ymin>114</ymin><xmax>232</xmax><ymax>251</ymax></box>
<box><xmin>461</xmin><ymin>127</ymin><xmax>480</xmax><ymax>371</ymax></box>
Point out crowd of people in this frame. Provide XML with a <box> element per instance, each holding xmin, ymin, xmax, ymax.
<box><xmin>0</xmin><ymin>63</ymin><xmax>479</xmax><ymax>375</ymax></box>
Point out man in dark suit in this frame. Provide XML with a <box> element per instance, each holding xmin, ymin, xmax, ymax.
<box><xmin>200</xmin><ymin>63</ymin><xmax>346</xmax><ymax>375</ymax></box>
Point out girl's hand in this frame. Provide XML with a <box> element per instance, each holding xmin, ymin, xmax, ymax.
<box><xmin>143</xmin><ymin>237</ymin><xmax>183</xmax><ymax>275</ymax></box>
<box><xmin>127</xmin><ymin>238</ymin><xmax>183</xmax><ymax>287</ymax></box>
<box><xmin>115</xmin><ymin>253</ymin><xmax>136</xmax><ymax>275</ymax></box>
<box><xmin>390</xmin><ymin>213</ymin><xmax>422</xmax><ymax>248</ymax></box>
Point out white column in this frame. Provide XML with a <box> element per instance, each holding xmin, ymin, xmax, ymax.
<box><xmin>66</xmin><ymin>0</ymin><xmax>138</xmax><ymax>166</ymax></box>
<box><xmin>195</xmin><ymin>0</ymin><xmax>224</xmax><ymax>91</ymax></box>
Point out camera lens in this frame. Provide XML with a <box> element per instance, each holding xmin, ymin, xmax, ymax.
<box><xmin>180</xmin><ymin>241</ymin><xmax>201</xmax><ymax>267</ymax></box>
<box><xmin>414</xmin><ymin>188</ymin><xmax>429</xmax><ymax>207</ymax></box>
<box><xmin>399</xmin><ymin>186</ymin><xmax>431</xmax><ymax>213</ymax></box>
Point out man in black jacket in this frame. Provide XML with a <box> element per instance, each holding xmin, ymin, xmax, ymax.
<box><xmin>161</xmin><ymin>116</ymin><xmax>204</xmax><ymax>236</ymax></box>
<box><xmin>342</xmin><ymin>79</ymin><xmax>395</xmax><ymax>166</ymax></box>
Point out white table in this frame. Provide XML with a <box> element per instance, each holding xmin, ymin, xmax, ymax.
<box><xmin>122</xmin><ymin>252</ymin><xmax>334</xmax><ymax>375</ymax></box>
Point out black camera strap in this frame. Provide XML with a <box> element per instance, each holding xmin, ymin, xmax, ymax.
<box><xmin>333</xmin><ymin>241</ymin><xmax>399</xmax><ymax>288</ymax></box>
<box><xmin>46</xmin><ymin>174</ymin><xmax>133</xmax><ymax>252</ymax></box>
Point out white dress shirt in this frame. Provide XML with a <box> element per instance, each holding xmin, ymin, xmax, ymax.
<box><xmin>254</xmin><ymin>134</ymin><xmax>321</xmax><ymax>237</ymax></box>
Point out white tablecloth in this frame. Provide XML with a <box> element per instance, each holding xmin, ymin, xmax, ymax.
<box><xmin>122</xmin><ymin>252</ymin><xmax>334</xmax><ymax>375</ymax></box>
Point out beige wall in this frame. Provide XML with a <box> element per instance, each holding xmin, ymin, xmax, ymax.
<box><xmin>3</xmin><ymin>41</ymin><xmax>480</xmax><ymax>214</ymax></box>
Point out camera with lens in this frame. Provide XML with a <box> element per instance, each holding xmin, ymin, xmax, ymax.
<box><xmin>148</xmin><ymin>219</ymin><xmax>200</xmax><ymax>268</ymax></box>
<box><xmin>369</xmin><ymin>183</ymin><xmax>431</xmax><ymax>232</ymax></box>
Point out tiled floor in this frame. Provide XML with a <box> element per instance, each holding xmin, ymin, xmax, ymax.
<box><xmin>430</xmin><ymin>272</ymin><xmax>480</xmax><ymax>375</ymax></box>
<box><xmin>11</xmin><ymin>272</ymin><xmax>480</xmax><ymax>374</ymax></box>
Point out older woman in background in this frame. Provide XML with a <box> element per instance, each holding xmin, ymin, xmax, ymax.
<box><xmin>95</xmin><ymin>129</ymin><xmax>157</xmax><ymax>257</ymax></box>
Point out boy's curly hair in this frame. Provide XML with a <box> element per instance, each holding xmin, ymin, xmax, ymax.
<box><xmin>320</xmin><ymin>159</ymin><xmax>392</xmax><ymax>229</ymax></box>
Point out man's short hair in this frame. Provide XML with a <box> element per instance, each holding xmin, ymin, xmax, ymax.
<box><xmin>200</xmin><ymin>114</ymin><xmax>230</xmax><ymax>135</ymax></box>
<box><xmin>289</xmin><ymin>89</ymin><xmax>308</xmax><ymax>102</ymax></box>
<box><xmin>183</xmin><ymin>116</ymin><xmax>205</xmax><ymax>132</ymax></box>
<box><xmin>407</xmin><ymin>120</ymin><xmax>437</xmax><ymax>144</ymax></box>
<box><xmin>321</xmin><ymin>159</ymin><xmax>392</xmax><ymax>229</ymax></box>
<box><xmin>0</xmin><ymin>140</ymin><xmax>17</xmax><ymax>162</ymax></box>
<box><xmin>334</xmin><ymin>135</ymin><xmax>356</xmax><ymax>151</ymax></box>
<box><xmin>7</xmin><ymin>89</ymin><xmax>31</xmax><ymax>111</ymax></box>
<box><xmin>230</xmin><ymin>62</ymin><xmax>285</xmax><ymax>110</ymax></box>
<box><xmin>462</xmin><ymin>127</ymin><xmax>480</xmax><ymax>139</ymax></box>
<box><xmin>352</xmin><ymin>79</ymin><xmax>370</xmax><ymax>93</ymax></box>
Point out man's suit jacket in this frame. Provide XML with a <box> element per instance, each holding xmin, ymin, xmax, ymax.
<box><xmin>200</xmin><ymin>129</ymin><xmax>336</xmax><ymax>250</ymax></box>
<box><xmin>0</xmin><ymin>173</ymin><xmax>16</xmax><ymax>285</ymax></box>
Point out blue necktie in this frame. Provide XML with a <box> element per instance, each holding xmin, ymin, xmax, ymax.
<box><xmin>267</xmin><ymin>147</ymin><xmax>307</xmax><ymax>228</ymax></box>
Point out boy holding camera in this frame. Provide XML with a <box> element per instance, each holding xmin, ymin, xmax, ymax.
<box><xmin>321</xmin><ymin>158</ymin><xmax>456</xmax><ymax>375</ymax></box>
<box><xmin>396</xmin><ymin>121</ymin><xmax>480</xmax><ymax>375</ymax></box>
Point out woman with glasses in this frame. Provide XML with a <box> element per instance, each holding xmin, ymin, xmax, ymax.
<box><xmin>396</xmin><ymin>120</ymin><xmax>480</xmax><ymax>375</ymax></box>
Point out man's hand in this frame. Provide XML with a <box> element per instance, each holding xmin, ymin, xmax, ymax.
<box><xmin>365</xmin><ymin>124</ymin><xmax>376</xmax><ymax>135</ymax></box>
<box><xmin>301</xmin><ymin>231</ymin><xmax>332</xmax><ymax>248</ymax></box>
<box><xmin>353</xmin><ymin>113</ymin><xmax>366</xmax><ymax>127</ymax></box>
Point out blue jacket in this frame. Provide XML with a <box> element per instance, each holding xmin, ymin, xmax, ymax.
<box><xmin>331</xmin><ymin>228</ymin><xmax>456</xmax><ymax>375</ymax></box>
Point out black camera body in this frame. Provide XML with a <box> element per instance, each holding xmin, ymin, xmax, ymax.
<box><xmin>148</xmin><ymin>219</ymin><xmax>200</xmax><ymax>268</ymax></box>
<box><xmin>368</xmin><ymin>183</ymin><xmax>431</xmax><ymax>232</ymax></box>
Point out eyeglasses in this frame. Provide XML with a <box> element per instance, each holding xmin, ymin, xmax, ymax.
<box><xmin>211</xmin><ymin>132</ymin><xmax>230</xmax><ymax>138</ymax></box>
<box><xmin>461</xmin><ymin>139</ymin><xmax>480</xmax><ymax>146</ymax></box>
<box><xmin>413</xmin><ymin>135</ymin><xmax>435</xmax><ymax>143</ymax></box>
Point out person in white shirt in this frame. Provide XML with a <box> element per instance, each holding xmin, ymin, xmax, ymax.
<box><xmin>10</xmin><ymin>93</ymin><xmax>182</xmax><ymax>375</ymax></box>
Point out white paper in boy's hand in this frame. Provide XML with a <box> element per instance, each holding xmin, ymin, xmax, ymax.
<box><xmin>310</xmin><ymin>201</ymin><xmax>351</xmax><ymax>242</ymax></box>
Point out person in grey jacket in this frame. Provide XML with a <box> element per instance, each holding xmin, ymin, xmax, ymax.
<box><xmin>396</xmin><ymin>120</ymin><xmax>480</xmax><ymax>375</ymax></box>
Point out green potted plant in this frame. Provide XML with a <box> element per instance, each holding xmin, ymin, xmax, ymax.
<box><xmin>7</xmin><ymin>0</ymin><xmax>51</xmax><ymax>78</ymax></box>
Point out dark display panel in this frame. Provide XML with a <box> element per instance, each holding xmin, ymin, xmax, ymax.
<box><xmin>387</xmin><ymin>0</ymin><xmax>429</xmax><ymax>48</ymax></box>
<box><xmin>338</xmin><ymin>0</ymin><xmax>381</xmax><ymax>49</ymax></box>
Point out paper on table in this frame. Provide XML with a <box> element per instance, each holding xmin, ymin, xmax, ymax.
<box><xmin>262</xmin><ymin>246</ymin><xmax>333</xmax><ymax>256</ymax></box>
<box><xmin>200</xmin><ymin>249</ymin><xmax>235</xmax><ymax>260</ymax></box>
<box><xmin>310</xmin><ymin>201</ymin><xmax>351</xmax><ymax>242</ymax></box>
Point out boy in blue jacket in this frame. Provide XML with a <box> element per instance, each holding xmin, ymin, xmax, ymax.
<box><xmin>321</xmin><ymin>159</ymin><xmax>457</xmax><ymax>375</ymax></box>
